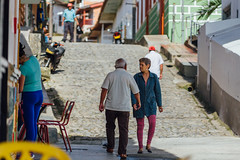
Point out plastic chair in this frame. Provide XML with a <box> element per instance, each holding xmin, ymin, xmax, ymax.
<box><xmin>38</xmin><ymin>101</ymin><xmax>75</xmax><ymax>152</ymax></box>
<box><xmin>0</xmin><ymin>141</ymin><xmax>70</xmax><ymax>160</ymax></box>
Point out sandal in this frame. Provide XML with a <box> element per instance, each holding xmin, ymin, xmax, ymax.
<box><xmin>120</xmin><ymin>154</ymin><xmax>127</xmax><ymax>159</ymax></box>
<box><xmin>137</xmin><ymin>148</ymin><xmax>143</xmax><ymax>154</ymax></box>
<box><xmin>146</xmin><ymin>146</ymin><xmax>152</xmax><ymax>153</ymax></box>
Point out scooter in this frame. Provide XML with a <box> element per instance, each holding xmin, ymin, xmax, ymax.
<box><xmin>113</xmin><ymin>31</ymin><xmax>122</xmax><ymax>44</ymax></box>
<box><xmin>40</xmin><ymin>42</ymin><xmax>65</xmax><ymax>73</ymax></box>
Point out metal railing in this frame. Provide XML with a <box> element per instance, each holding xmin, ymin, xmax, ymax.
<box><xmin>185</xmin><ymin>14</ymin><xmax>203</xmax><ymax>44</ymax></box>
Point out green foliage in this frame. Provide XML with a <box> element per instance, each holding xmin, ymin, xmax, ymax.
<box><xmin>192</xmin><ymin>0</ymin><xmax>222</xmax><ymax>20</ymax></box>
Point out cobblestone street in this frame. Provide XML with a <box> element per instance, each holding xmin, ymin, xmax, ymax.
<box><xmin>44</xmin><ymin>40</ymin><xmax>233</xmax><ymax>141</ymax></box>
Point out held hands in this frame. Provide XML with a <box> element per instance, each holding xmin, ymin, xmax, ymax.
<box><xmin>158</xmin><ymin>106</ymin><xmax>163</xmax><ymax>113</ymax></box>
<box><xmin>99</xmin><ymin>103</ymin><xmax>104</xmax><ymax>112</ymax></box>
<box><xmin>133</xmin><ymin>103</ymin><xmax>141</xmax><ymax>111</ymax></box>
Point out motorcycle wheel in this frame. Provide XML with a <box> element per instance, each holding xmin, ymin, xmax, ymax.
<box><xmin>49</xmin><ymin>63</ymin><xmax>55</xmax><ymax>73</ymax></box>
<box><xmin>39</xmin><ymin>57</ymin><xmax>48</xmax><ymax>67</ymax></box>
<box><xmin>115</xmin><ymin>39</ymin><xmax>121</xmax><ymax>44</ymax></box>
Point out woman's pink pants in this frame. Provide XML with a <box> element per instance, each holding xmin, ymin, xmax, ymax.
<box><xmin>136</xmin><ymin>115</ymin><xmax>156</xmax><ymax>149</ymax></box>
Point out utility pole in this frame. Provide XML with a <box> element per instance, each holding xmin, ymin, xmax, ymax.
<box><xmin>181</xmin><ymin>0</ymin><xmax>185</xmax><ymax>44</ymax></box>
<box><xmin>49</xmin><ymin>0</ymin><xmax>53</xmax><ymax>42</ymax></box>
<box><xmin>74</xmin><ymin>0</ymin><xmax>77</xmax><ymax>42</ymax></box>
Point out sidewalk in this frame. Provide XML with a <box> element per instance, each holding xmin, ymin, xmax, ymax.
<box><xmin>53</xmin><ymin>137</ymin><xmax>240</xmax><ymax>160</ymax></box>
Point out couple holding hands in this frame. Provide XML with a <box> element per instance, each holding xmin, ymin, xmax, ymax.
<box><xmin>99</xmin><ymin>46</ymin><xmax>164</xmax><ymax>159</ymax></box>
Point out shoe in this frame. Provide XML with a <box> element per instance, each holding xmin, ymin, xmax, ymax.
<box><xmin>120</xmin><ymin>154</ymin><xmax>127</xmax><ymax>159</ymax></box>
<box><xmin>146</xmin><ymin>146</ymin><xmax>152</xmax><ymax>153</ymax></box>
<box><xmin>102</xmin><ymin>142</ymin><xmax>108</xmax><ymax>148</ymax></box>
<box><xmin>62</xmin><ymin>39</ymin><xmax>66</xmax><ymax>42</ymax></box>
<box><xmin>106</xmin><ymin>148</ymin><xmax>113</xmax><ymax>153</ymax></box>
<box><xmin>137</xmin><ymin>148</ymin><xmax>143</xmax><ymax>154</ymax></box>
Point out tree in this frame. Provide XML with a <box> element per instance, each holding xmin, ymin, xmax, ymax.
<box><xmin>194</xmin><ymin>0</ymin><xmax>222</xmax><ymax>20</ymax></box>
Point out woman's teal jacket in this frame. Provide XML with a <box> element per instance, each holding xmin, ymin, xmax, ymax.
<box><xmin>131</xmin><ymin>71</ymin><xmax>162</xmax><ymax>118</ymax></box>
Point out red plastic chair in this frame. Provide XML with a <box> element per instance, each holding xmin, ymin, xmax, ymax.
<box><xmin>38</xmin><ymin>101</ymin><xmax>75</xmax><ymax>152</ymax></box>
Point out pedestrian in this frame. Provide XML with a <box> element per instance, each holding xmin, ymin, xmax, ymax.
<box><xmin>62</xmin><ymin>3</ymin><xmax>79</xmax><ymax>42</ymax></box>
<box><xmin>43</xmin><ymin>27</ymin><xmax>49</xmax><ymax>43</ymax></box>
<box><xmin>99</xmin><ymin>58</ymin><xmax>141</xmax><ymax>159</ymax></box>
<box><xmin>145</xmin><ymin>46</ymin><xmax>164</xmax><ymax>80</ymax></box>
<box><xmin>131</xmin><ymin>57</ymin><xmax>163</xmax><ymax>154</ymax></box>
<box><xmin>18</xmin><ymin>43</ymin><xmax>43</xmax><ymax>141</ymax></box>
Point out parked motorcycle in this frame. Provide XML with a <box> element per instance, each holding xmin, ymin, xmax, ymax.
<box><xmin>113</xmin><ymin>31</ymin><xmax>122</xmax><ymax>44</ymax></box>
<box><xmin>40</xmin><ymin>42</ymin><xmax>65</xmax><ymax>73</ymax></box>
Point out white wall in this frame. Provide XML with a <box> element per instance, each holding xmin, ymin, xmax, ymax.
<box><xmin>112</xmin><ymin>0</ymin><xmax>134</xmax><ymax>39</ymax></box>
<box><xmin>198</xmin><ymin>19</ymin><xmax>240</xmax><ymax>102</ymax></box>
<box><xmin>53</xmin><ymin>4</ymin><xmax>66</xmax><ymax>34</ymax></box>
<box><xmin>100</xmin><ymin>30</ymin><xmax>113</xmax><ymax>44</ymax></box>
<box><xmin>8</xmin><ymin>0</ymin><xmax>19</xmax><ymax>65</ymax></box>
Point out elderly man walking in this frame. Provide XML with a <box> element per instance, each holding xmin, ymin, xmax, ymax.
<box><xmin>99</xmin><ymin>58</ymin><xmax>141</xmax><ymax>159</ymax></box>
<box><xmin>62</xmin><ymin>3</ymin><xmax>79</xmax><ymax>42</ymax></box>
<box><xmin>145</xmin><ymin>46</ymin><xmax>164</xmax><ymax>80</ymax></box>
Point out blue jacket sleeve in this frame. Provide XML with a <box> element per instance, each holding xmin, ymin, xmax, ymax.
<box><xmin>154</xmin><ymin>75</ymin><xmax>162</xmax><ymax>106</ymax></box>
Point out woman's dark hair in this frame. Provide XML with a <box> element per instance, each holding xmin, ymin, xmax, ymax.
<box><xmin>19</xmin><ymin>43</ymin><xmax>25</xmax><ymax>57</ymax></box>
<box><xmin>139</xmin><ymin>57</ymin><xmax>151</xmax><ymax>68</ymax></box>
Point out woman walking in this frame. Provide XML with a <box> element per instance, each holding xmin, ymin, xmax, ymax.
<box><xmin>131</xmin><ymin>57</ymin><xmax>163</xmax><ymax>154</ymax></box>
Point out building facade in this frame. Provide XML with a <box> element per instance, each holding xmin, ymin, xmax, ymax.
<box><xmin>135</xmin><ymin>0</ymin><xmax>222</xmax><ymax>44</ymax></box>
<box><xmin>77</xmin><ymin>1</ymin><xmax>103</xmax><ymax>33</ymax></box>
<box><xmin>197</xmin><ymin>0</ymin><xmax>240</xmax><ymax>135</ymax></box>
<box><xmin>52</xmin><ymin>1</ymin><xmax>67</xmax><ymax>34</ymax></box>
<box><xmin>89</xmin><ymin>0</ymin><xmax>137</xmax><ymax>43</ymax></box>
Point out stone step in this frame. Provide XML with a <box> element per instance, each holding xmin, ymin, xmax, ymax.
<box><xmin>139</xmin><ymin>35</ymin><xmax>170</xmax><ymax>51</ymax></box>
<box><xmin>161</xmin><ymin>44</ymin><xmax>197</xmax><ymax>62</ymax></box>
<box><xmin>175</xmin><ymin>57</ymin><xmax>197</xmax><ymax>78</ymax></box>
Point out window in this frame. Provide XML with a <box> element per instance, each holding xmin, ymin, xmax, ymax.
<box><xmin>59</xmin><ymin>15</ymin><xmax>62</xmax><ymax>26</ymax></box>
<box><xmin>223</xmin><ymin>4</ymin><xmax>231</xmax><ymax>20</ymax></box>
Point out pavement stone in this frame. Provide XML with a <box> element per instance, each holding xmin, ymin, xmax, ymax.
<box><xmin>44</xmin><ymin>40</ymin><xmax>233</xmax><ymax>139</ymax></box>
<box><xmin>42</xmin><ymin>38</ymin><xmax>237</xmax><ymax>160</ymax></box>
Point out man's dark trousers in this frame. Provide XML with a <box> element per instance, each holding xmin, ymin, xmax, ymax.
<box><xmin>105</xmin><ymin>109</ymin><xmax>129</xmax><ymax>155</ymax></box>
<box><xmin>63</xmin><ymin>21</ymin><xmax>74</xmax><ymax>41</ymax></box>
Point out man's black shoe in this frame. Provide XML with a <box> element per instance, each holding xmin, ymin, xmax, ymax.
<box><xmin>62</xmin><ymin>39</ymin><xmax>66</xmax><ymax>42</ymax></box>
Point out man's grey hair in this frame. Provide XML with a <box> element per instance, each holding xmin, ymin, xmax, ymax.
<box><xmin>115</xmin><ymin>58</ymin><xmax>127</xmax><ymax>68</ymax></box>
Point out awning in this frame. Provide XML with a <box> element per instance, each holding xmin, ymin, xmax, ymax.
<box><xmin>89</xmin><ymin>0</ymin><xmax>122</xmax><ymax>38</ymax></box>
<box><xmin>21</xmin><ymin>0</ymin><xmax>41</xmax><ymax>4</ymax></box>
<box><xmin>99</xmin><ymin>0</ymin><xmax>123</xmax><ymax>23</ymax></box>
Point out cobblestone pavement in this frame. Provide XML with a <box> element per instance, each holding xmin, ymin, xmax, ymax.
<box><xmin>44</xmin><ymin>40</ymin><xmax>233</xmax><ymax>141</ymax></box>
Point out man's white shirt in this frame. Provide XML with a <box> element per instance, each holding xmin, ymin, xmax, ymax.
<box><xmin>145</xmin><ymin>51</ymin><xmax>164</xmax><ymax>78</ymax></box>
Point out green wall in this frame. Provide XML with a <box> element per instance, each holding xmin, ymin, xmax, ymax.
<box><xmin>136</xmin><ymin>0</ymin><xmax>222</xmax><ymax>44</ymax></box>
<box><xmin>164</xmin><ymin>0</ymin><xmax>222</xmax><ymax>43</ymax></box>
<box><xmin>135</xmin><ymin>3</ymin><xmax>159</xmax><ymax>42</ymax></box>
